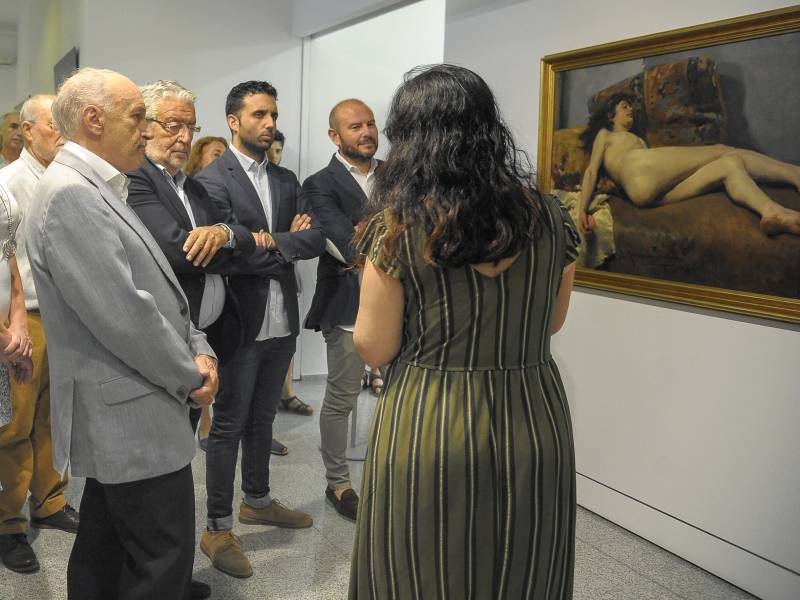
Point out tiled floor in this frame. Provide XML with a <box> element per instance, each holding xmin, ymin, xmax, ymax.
<box><xmin>0</xmin><ymin>376</ymin><xmax>757</xmax><ymax>599</ymax></box>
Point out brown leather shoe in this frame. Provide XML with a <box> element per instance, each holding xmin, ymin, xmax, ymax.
<box><xmin>200</xmin><ymin>529</ymin><xmax>252</xmax><ymax>579</ymax></box>
<box><xmin>238</xmin><ymin>499</ymin><xmax>312</xmax><ymax>529</ymax></box>
<box><xmin>325</xmin><ymin>487</ymin><xmax>358</xmax><ymax>521</ymax></box>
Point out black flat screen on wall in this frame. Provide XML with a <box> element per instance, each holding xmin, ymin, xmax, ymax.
<box><xmin>54</xmin><ymin>47</ymin><xmax>79</xmax><ymax>89</ymax></box>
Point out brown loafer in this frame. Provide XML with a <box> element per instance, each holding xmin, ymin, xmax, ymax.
<box><xmin>200</xmin><ymin>529</ymin><xmax>252</xmax><ymax>579</ymax></box>
<box><xmin>325</xmin><ymin>487</ymin><xmax>358</xmax><ymax>521</ymax></box>
<box><xmin>238</xmin><ymin>499</ymin><xmax>312</xmax><ymax>529</ymax></box>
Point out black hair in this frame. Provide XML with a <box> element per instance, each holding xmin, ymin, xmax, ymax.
<box><xmin>272</xmin><ymin>130</ymin><xmax>285</xmax><ymax>144</ymax></box>
<box><xmin>225</xmin><ymin>81</ymin><xmax>278</xmax><ymax>117</ymax></box>
<box><xmin>579</xmin><ymin>92</ymin><xmax>644</xmax><ymax>151</ymax></box>
<box><xmin>367</xmin><ymin>63</ymin><xmax>544</xmax><ymax>269</ymax></box>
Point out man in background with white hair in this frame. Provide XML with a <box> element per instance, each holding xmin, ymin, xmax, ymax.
<box><xmin>0</xmin><ymin>95</ymin><xmax>77</xmax><ymax>575</ymax></box>
<box><xmin>24</xmin><ymin>67</ymin><xmax>217</xmax><ymax>600</ymax></box>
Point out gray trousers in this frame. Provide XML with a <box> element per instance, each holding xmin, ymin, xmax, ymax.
<box><xmin>320</xmin><ymin>328</ymin><xmax>364</xmax><ymax>489</ymax></box>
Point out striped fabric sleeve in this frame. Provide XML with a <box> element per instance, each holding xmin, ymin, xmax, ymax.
<box><xmin>357</xmin><ymin>209</ymin><xmax>404</xmax><ymax>280</ymax></box>
<box><xmin>555</xmin><ymin>196</ymin><xmax>581</xmax><ymax>267</ymax></box>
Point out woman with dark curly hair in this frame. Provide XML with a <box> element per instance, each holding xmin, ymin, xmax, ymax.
<box><xmin>578</xmin><ymin>93</ymin><xmax>800</xmax><ymax>236</ymax></box>
<box><xmin>350</xmin><ymin>64</ymin><xmax>579</xmax><ymax>599</ymax></box>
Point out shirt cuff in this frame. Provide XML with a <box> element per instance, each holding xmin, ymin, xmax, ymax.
<box><xmin>325</xmin><ymin>238</ymin><xmax>348</xmax><ymax>264</ymax></box>
<box><xmin>217</xmin><ymin>223</ymin><xmax>236</xmax><ymax>249</ymax></box>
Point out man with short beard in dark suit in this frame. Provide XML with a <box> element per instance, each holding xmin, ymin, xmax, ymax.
<box><xmin>303</xmin><ymin>99</ymin><xmax>381</xmax><ymax>521</ymax></box>
<box><xmin>195</xmin><ymin>80</ymin><xmax>325</xmax><ymax>579</ymax></box>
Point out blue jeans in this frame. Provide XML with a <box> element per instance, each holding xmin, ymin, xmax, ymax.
<box><xmin>205</xmin><ymin>336</ymin><xmax>295</xmax><ymax>528</ymax></box>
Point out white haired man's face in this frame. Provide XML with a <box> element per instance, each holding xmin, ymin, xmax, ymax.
<box><xmin>145</xmin><ymin>96</ymin><xmax>196</xmax><ymax>175</ymax></box>
<box><xmin>22</xmin><ymin>98</ymin><xmax>63</xmax><ymax>167</ymax></box>
<box><xmin>99</xmin><ymin>76</ymin><xmax>151</xmax><ymax>172</ymax></box>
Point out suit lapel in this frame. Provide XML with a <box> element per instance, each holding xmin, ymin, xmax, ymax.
<box><xmin>55</xmin><ymin>150</ymin><xmax>185</xmax><ymax>293</ymax></box>
<box><xmin>328</xmin><ymin>154</ymin><xmax>368</xmax><ymax>205</ymax></box>
<box><xmin>142</xmin><ymin>157</ymin><xmax>193</xmax><ymax>229</ymax></box>
<box><xmin>222</xmin><ymin>150</ymin><xmax>268</xmax><ymax>231</ymax></box>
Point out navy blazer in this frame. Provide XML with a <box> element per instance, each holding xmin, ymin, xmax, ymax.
<box><xmin>195</xmin><ymin>148</ymin><xmax>325</xmax><ymax>341</ymax></box>
<box><xmin>127</xmin><ymin>156</ymin><xmax>256</xmax><ymax>362</ymax></box>
<box><xmin>303</xmin><ymin>154</ymin><xmax>379</xmax><ymax>331</ymax></box>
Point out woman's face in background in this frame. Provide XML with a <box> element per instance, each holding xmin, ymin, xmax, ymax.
<box><xmin>199</xmin><ymin>140</ymin><xmax>227</xmax><ymax>169</ymax></box>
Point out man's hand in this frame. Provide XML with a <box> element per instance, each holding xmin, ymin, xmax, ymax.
<box><xmin>189</xmin><ymin>354</ymin><xmax>218</xmax><ymax>407</ymax></box>
<box><xmin>253</xmin><ymin>230</ymin><xmax>277</xmax><ymax>250</ymax></box>
<box><xmin>183</xmin><ymin>225</ymin><xmax>229</xmax><ymax>267</ymax></box>
<box><xmin>290</xmin><ymin>213</ymin><xmax>311</xmax><ymax>233</ymax></box>
<box><xmin>3</xmin><ymin>325</ymin><xmax>32</xmax><ymax>364</ymax></box>
<box><xmin>11</xmin><ymin>357</ymin><xmax>33</xmax><ymax>385</ymax></box>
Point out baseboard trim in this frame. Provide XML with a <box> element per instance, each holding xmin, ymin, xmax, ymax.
<box><xmin>577</xmin><ymin>473</ymin><xmax>800</xmax><ymax>600</ymax></box>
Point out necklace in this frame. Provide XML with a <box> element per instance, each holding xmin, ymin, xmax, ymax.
<box><xmin>0</xmin><ymin>186</ymin><xmax>16</xmax><ymax>260</ymax></box>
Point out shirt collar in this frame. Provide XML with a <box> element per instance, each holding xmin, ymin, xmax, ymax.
<box><xmin>19</xmin><ymin>147</ymin><xmax>46</xmax><ymax>178</ymax></box>
<box><xmin>64</xmin><ymin>141</ymin><xmax>129</xmax><ymax>202</ymax></box>
<box><xmin>65</xmin><ymin>141</ymin><xmax>121</xmax><ymax>183</ymax></box>
<box><xmin>230</xmin><ymin>144</ymin><xmax>269</xmax><ymax>174</ymax></box>
<box><xmin>152</xmin><ymin>159</ymin><xmax>186</xmax><ymax>189</ymax></box>
<box><xmin>334</xmin><ymin>151</ymin><xmax>377</xmax><ymax>177</ymax></box>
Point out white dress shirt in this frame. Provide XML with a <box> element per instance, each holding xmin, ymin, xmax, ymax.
<box><xmin>154</xmin><ymin>163</ymin><xmax>226</xmax><ymax>329</ymax></box>
<box><xmin>330</xmin><ymin>152</ymin><xmax>377</xmax><ymax>332</ymax></box>
<box><xmin>0</xmin><ymin>148</ymin><xmax>46</xmax><ymax>309</ymax></box>
<box><xmin>63</xmin><ymin>141</ymin><xmax>130</xmax><ymax>202</ymax></box>
<box><xmin>0</xmin><ymin>179</ymin><xmax>20</xmax><ymax>320</ymax></box>
<box><xmin>229</xmin><ymin>145</ymin><xmax>290</xmax><ymax>340</ymax></box>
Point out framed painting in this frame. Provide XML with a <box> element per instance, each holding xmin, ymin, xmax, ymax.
<box><xmin>538</xmin><ymin>6</ymin><xmax>800</xmax><ymax>323</ymax></box>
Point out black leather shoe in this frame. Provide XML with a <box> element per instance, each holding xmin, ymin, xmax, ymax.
<box><xmin>30</xmin><ymin>504</ymin><xmax>79</xmax><ymax>533</ymax></box>
<box><xmin>325</xmin><ymin>487</ymin><xmax>358</xmax><ymax>521</ymax></box>
<box><xmin>190</xmin><ymin>579</ymin><xmax>211</xmax><ymax>599</ymax></box>
<box><xmin>0</xmin><ymin>533</ymin><xmax>40</xmax><ymax>573</ymax></box>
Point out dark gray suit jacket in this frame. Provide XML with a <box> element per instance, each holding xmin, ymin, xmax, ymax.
<box><xmin>195</xmin><ymin>148</ymin><xmax>325</xmax><ymax>341</ymax></box>
<box><xmin>127</xmin><ymin>156</ymin><xmax>256</xmax><ymax>362</ymax></box>
<box><xmin>303</xmin><ymin>154</ymin><xmax>379</xmax><ymax>331</ymax></box>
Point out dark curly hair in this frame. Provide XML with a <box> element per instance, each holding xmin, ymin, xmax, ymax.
<box><xmin>362</xmin><ymin>64</ymin><xmax>544</xmax><ymax>269</ymax></box>
<box><xmin>225</xmin><ymin>81</ymin><xmax>278</xmax><ymax>117</ymax></box>
<box><xmin>579</xmin><ymin>92</ymin><xmax>645</xmax><ymax>152</ymax></box>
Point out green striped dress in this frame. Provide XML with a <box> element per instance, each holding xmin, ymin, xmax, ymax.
<box><xmin>350</xmin><ymin>195</ymin><xmax>580</xmax><ymax>600</ymax></box>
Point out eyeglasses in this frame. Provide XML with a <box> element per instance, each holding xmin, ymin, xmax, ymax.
<box><xmin>147</xmin><ymin>118</ymin><xmax>202</xmax><ymax>136</ymax></box>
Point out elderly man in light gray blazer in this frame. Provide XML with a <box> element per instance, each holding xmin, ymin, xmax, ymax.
<box><xmin>24</xmin><ymin>67</ymin><xmax>217</xmax><ymax>600</ymax></box>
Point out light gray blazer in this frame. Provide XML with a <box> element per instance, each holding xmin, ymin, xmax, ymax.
<box><xmin>25</xmin><ymin>148</ymin><xmax>214</xmax><ymax>484</ymax></box>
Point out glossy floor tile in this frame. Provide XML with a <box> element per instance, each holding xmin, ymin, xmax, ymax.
<box><xmin>0</xmin><ymin>376</ymin><xmax>757</xmax><ymax>599</ymax></box>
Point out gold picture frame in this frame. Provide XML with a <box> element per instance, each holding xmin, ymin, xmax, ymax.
<box><xmin>538</xmin><ymin>6</ymin><xmax>800</xmax><ymax>324</ymax></box>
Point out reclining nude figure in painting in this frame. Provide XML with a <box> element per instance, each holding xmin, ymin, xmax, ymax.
<box><xmin>578</xmin><ymin>93</ymin><xmax>800</xmax><ymax>237</ymax></box>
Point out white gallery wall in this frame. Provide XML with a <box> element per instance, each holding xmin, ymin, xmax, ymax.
<box><xmin>70</xmin><ymin>0</ymin><xmax>304</xmax><ymax>175</ymax></box>
<box><xmin>0</xmin><ymin>65</ymin><xmax>15</xmax><ymax>113</ymax></box>
<box><xmin>296</xmin><ymin>0</ymin><xmax>446</xmax><ymax>376</ymax></box>
<box><xmin>444</xmin><ymin>1</ymin><xmax>800</xmax><ymax>599</ymax></box>
<box><xmin>0</xmin><ymin>23</ymin><xmax>17</xmax><ymax>111</ymax></box>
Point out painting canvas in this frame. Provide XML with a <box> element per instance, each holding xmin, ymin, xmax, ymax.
<box><xmin>538</xmin><ymin>7</ymin><xmax>800</xmax><ymax>323</ymax></box>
